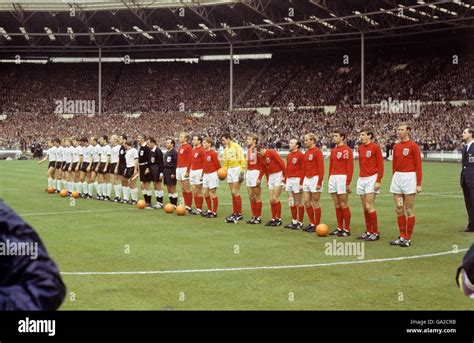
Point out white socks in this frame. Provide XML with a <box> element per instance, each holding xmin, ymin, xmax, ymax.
<box><xmin>123</xmin><ymin>187</ymin><xmax>130</xmax><ymax>201</ymax></box>
<box><xmin>131</xmin><ymin>188</ymin><xmax>138</xmax><ymax>201</ymax></box>
<box><xmin>115</xmin><ymin>184</ymin><xmax>122</xmax><ymax>198</ymax></box>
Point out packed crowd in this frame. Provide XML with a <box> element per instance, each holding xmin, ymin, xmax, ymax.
<box><xmin>1</xmin><ymin>102</ymin><xmax>471</xmax><ymax>153</ymax></box>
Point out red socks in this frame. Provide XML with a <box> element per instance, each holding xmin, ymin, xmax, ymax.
<box><xmin>335</xmin><ymin>207</ymin><xmax>344</xmax><ymax>229</ymax></box>
<box><xmin>298</xmin><ymin>206</ymin><xmax>305</xmax><ymax>222</ymax></box>
<box><xmin>212</xmin><ymin>197</ymin><xmax>219</xmax><ymax>214</ymax></box>
<box><xmin>232</xmin><ymin>195</ymin><xmax>242</xmax><ymax>214</ymax></box>
<box><xmin>397</xmin><ymin>215</ymin><xmax>407</xmax><ymax>238</ymax></box>
<box><xmin>183</xmin><ymin>191</ymin><xmax>193</xmax><ymax>208</ymax></box>
<box><xmin>406</xmin><ymin>216</ymin><xmax>415</xmax><ymax>240</ymax></box>
<box><xmin>314</xmin><ymin>207</ymin><xmax>321</xmax><ymax>226</ymax></box>
<box><xmin>250</xmin><ymin>200</ymin><xmax>256</xmax><ymax>217</ymax></box>
<box><xmin>364</xmin><ymin>211</ymin><xmax>371</xmax><ymax>233</ymax></box>
<box><xmin>205</xmin><ymin>196</ymin><xmax>212</xmax><ymax>212</ymax></box>
<box><xmin>194</xmin><ymin>195</ymin><xmax>203</xmax><ymax>210</ymax></box>
<box><xmin>290</xmin><ymin>206</ymin><xmax>297</xmax><ymax>220</ymax></box>
<box><xmin>255</xmin><ymin>201</ymin><xmax>262</xmax><ymax>217</ymax></box>
<box><xmin>341</xmin><ymin>207</ymin><xmax>351</xmax><ymax>231</ymax></box>
<box><xmin>306</xmin><ymin>206</ymin><xmax>315</xmax><ymax>225</ymax></box>
<box><xmin>369</xmin><ymin>211</ymin><xmax>378</xmax><ymax>234</ymax></box>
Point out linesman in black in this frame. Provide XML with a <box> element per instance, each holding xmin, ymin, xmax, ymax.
<box><xmin>163</xmin><ymin>138</ymin><xmax>178</xmax><ymax>206</ymax></box>
<box><xmin>137</xmin><ymin>134</ymin><xmax>152</xmax><ymax>207</ymax></box>
<box><xmin>114</xmin><ymin>134</ymin><xmax>127</xmax><ymax>202</ymax></box>
<box><xmin>146</xmin><ymin>137</ymin><xmax>165</xmax><ymax>209</ymax></box>
<box><xmin>461</xmin><ymin>128</ymin><xmax>474</xmax><ymax>232</ymax></box>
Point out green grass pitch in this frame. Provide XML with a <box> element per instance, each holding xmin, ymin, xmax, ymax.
<box><xmin>0</xmin><ymin>160</ymin><xmax>473</xmax><ymax>310</ymax></box>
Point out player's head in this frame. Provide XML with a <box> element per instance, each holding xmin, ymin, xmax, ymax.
<box><xmin>397</xmin><ymin>122</ymin><xmax>411</xmax><ymax>140</ymax></box>
<box><xmin>203</xmin><ymin>137</ymin><xmax>214</xmax><ymax>150</ymax></box>
<box><xmin>220</xmin><ymin>133</ymin><xmax>232</xmax><ymax>147</ymax></box>
<box><xmin>462</xmin><ymin>128</ymin><xmax>473</xmax><ymax>143</ymax></box>
<box><xmin>178</xmin><ymin>132</ymin><xmax>190</xmax><ymax>144</ymax></box>
<box><xmin>359</xmin><ymin>127</ymin><xmax>374</xmax><ymax>144</ymax></box>
<box><xmin>192</xmin><ymin>135</ymin><xmax>202</xmax><ymax>147</ymax></box>
<box><xmin>110</xmin><ymin>134</ymin><xmax>118</xmax><ymax>145</ymax></box>
<box><xmin>53</xmin><ymin>138</ymin><xmax>60</xmax><ymax>147</ymax></box>
<box><xmin>90</xmin><ymin>136</ymin><xmax>97</xmax><ymax>145</ymax></box>
<box><xmin>137</xmin><ymin>134</ymin><xmax>146</xmax><ymax>144</ymax></box>
<box><xmin>332</xmin><ymin>129</ymin><xmax>346</xmax><ymax>145</ymax></box>
<box><xmin>64</xmin><ymin>138</ymin><xmax>71</xmax><ymax>147</ymax></box>
<box><xmin>289</xmin><ymin>139</ymin><xmax>301</xmax><ymax>152</ymax></box>
<box><xmin>72</xmin><ymin>137</ymin><xmax>78</xmax><ymax>147</ymax></box>
<box><xmin>166</xmin><ymin>138</ymin><xmax>175</xmax><ymax>150</ymax></box>
<box><xmin>246</xmin><ymin>134</ymin><xmax>258</xmax><ymax>148</ymax></box>
<box><xmin>304</xmin><ymin>133</ymin><xmax>316</xmax><ymax>148</ymax></box>
<box><xmin>46</xmin><ymin>138</ymin><xmax>53</xmax><ymax>148</ymax></box>
<box><xmin>147</xmin><ymin>137</ymin><xmax>157</xmax><ymax>148</ymax></box>
<box><xmin>256</xmin><ymin>144</ymin><xmax>266</xmax><ymax>156</ymax></box>
<box><xmin>123</xmin><ymin>140</ymin><xmax>132</xmax><ymax>149</ymax></box>
<box><xmin>81</xmin><ymin>137</ymin><xmax>88</xmax><ymax>146</ymax></box>
<box><xmin>100</xmin><ymin>135</ymin><xmax>108</xmax><ymax>145</ymax></box>
<box><xmin>120</xmin><ymin>134</ymin><xmax>127</xmax><ymax>144</ymax></box>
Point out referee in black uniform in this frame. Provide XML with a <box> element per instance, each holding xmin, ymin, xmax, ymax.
<box><xmin>461</xmin><ymin>128</ymin><xmax>474</xmax><ymax>232</ymax></box>
<box><xmin>137</xmin><ymin>135</ymin><xmax>151</xmax><ymax>206</ymax></box>
<box><xmin>147</xmin><ymin>137</ymin><xmax>164</xmax><ymax>208</ymax></box>
<box><xmin>163</xmin><ymin>138</ymin><xmax>178</xmax><ymax>206</ymax></box>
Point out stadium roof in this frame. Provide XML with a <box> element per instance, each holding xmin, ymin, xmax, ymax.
<box><xmin>0</xmin><ymin>0</ymin><xmax>473</xmax><ymax>56</ymax></box>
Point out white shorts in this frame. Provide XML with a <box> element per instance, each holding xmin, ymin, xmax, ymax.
<box><xmin>246</xmin><ymin>169</ymin><xmax>261</xmax><ymax>187</ymax></box>
<box><xmin>357</xmin><ymin>174</ymin><xmax>380</xmax><ymax>195</ymax></box>
<box><xmin>267</xmin><ymin>171</ymin><xmax>284</xmax><ymax>190</ymax></box>
<box><xmin>227</xmin><ymin>166</ymin><xmax>242</xmax><ymax>183</ymax></box>
<box><xmin>189</xmin><ymin>169</ymin><xmax>203</xmax><ymax>185</ymax></box>
<box><xmin>285</xmin><ymin>177</ymin><xmax>302</xmax><ymax>193</ymax></box>
<box><xmin>302</xmin><ymin>176</ymin><xmax>322</xmax><ymax>193</ymax></box>
<box><xmin>390</xmin><ymin>171</ymin><xmax>417</xmax><ymax>194</ymax></box>
<box><xmin>328</xmin><ymin>175</ymin><xmax>348</xmax><ymax>194</ymax></box>
<box><xmin>176</xmin><ymin>167</ymin><xmax>189</xmax><ymax>181</ymax></box>
<box><xmin>203</xmin><ymin>172</ymin><xmax>219</xmax><ymax>189</ymax></box>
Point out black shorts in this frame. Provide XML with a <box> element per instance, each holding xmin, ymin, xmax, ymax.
<box><xmin>55</xmin><ymin>161</ymin><xmax>63</xmax><ymax>169</ymax></box>
<box><xmin>91</xmin><ymin>162</ymin><xmax>99</xmax><ymax>171</ymax></box>
<box><xmin>108</xmin><ymin>163</ymin><xmax>117</xmax><ymax>174</ymax></box>
<box><xmin>124</xmin><ymin>167</ymin><xmax>135</xmax><ymax>179</ymax></box>
<box><xmin>48</xmin><ymin>161</ymin><xmax>56</xmax><ymax>169</ymax></box>
<box><xmin>98</xmin><ymin>162</ymin><xmax>108</xmax><ymax>174</ymax></box>
<box><xmin>117</xmin><ymin>163</ymin><xmax>126</xmax><ymax>176</ymax></box>
<box><xmin>62</xmin><ymin>163</ymin><xmax>70</xmax><ymax>171</ymax></box>
<box><xmin>81</xmin><ymin>162</ymin><xmax>90</xmax><ymax>173</ymax></box>
<box><xmin>163</xmin><ymin>168</ymin><xmax>177</xmax><ymax>186</ymax></box>
<box><xmin>139</xmin><ymin>165</ymin><xmax>151</xmax><ymax>182</ymax></box>
<box><xmin>149</xmin><ymin>165</ymin><xmax>162</xmax><ymax>183</ymax></box>
<box><xmin>71</xmin><ymin>162</ymin><xmax>79</xmax><ymax>171</ymax></box>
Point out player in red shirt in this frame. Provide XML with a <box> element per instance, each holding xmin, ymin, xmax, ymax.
<box><xmin>302</xmin><ymin>133</ymin><xmax>325</xmax><ymax>233</ymax></box>
<box><xmin>201</xmin><ymin>137</ymin><xmax>221</xmax><ymax>218</ymax></box>
<box><xmin>328</xmin><ymin>129</ymin><xmax>354</xmax><ymax>237</ymax></box>
<box><xmin>284</xmin><ymin>139</ymin><xmax>305</xmax><ymax>230</ymax></box>
<box><xmin>190</xmin><ymin>135</ymin><xmax>206</xmax><ymax>215</ymax></box>
<box><xmin>257</xmin><ymin>145</ymin><xmax>286</xmax><ymax>227</ymax></box>
<box><xmin>356</xmin><ymin>128</ymin><xmax>384</xmax><ymax>241</ymax></box>
<box><xmin>389</xmin><ymin>122</ymin><xmax>422</xmax><ymax>247</ymax></box>
<box><xmin>176</xmin><ymin>132</ymin><xmax>193</xmax><ymax>213</ymax></box>
<box><xmin>245</xmin><ymin>135</ymin><xmax>265</xmax><ymax>224</ymax></box>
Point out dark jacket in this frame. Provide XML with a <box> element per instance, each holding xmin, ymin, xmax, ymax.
<box><xmin>0</xmin><ymin>200</ymin><xmax>66</xmax><ymax>310</ymax></box>
<box><xmin>461</xmin><ymin>143</ymin><xmax>474</xmax><ymax>188</ymax></box>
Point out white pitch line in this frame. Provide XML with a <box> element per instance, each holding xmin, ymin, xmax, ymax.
<box><xmin>19</xmin><ymin>208</ymin><xmax>136</xmax><ymax>217</ymax></box>
<box><xmin>61</xmin><ymin>248</ymin><xmax>468</xmax><ymax>276</ymax></box>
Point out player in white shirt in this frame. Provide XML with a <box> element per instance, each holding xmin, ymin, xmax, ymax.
<box><xmin>37</xmin><ymin>138</ymin><xmax>58</xmax><ymax>191</ymax></box>
<box><xmin>62</xmin><ymin>139</ymin><xmax>74</xmax><ymax>195</ymax></box>
<box><xmin>80</xmin><ymin>137</ymin><xmax>93</xmax><ymax>199</ymax></box>
<box><xmin>96</xmin><ymin>135</ymin><xmax>111</xmax><ymax>200</ymax></box>
<box><xmin>55</xmin><ymin>139</ymin><xmax>66</xmax><ymax>192</ymax></box>
<box><xmin>109</xmin><ymin>135</ymin><xmax>121</xmax><ymax>201</ymax></box>
<box><xmin>89</xmin><ymin>136</ymin><xmax>101</xmax><ymax>198</ymax></box>
<box><xmin>71</xmin><ymin>138</ymin><xmax>84</xmax><ymax>195</ymax></box>
<box><xmin>122</xmin><ymin>140</ymin><xmax>139</xmax><ymax>205</ymax></box>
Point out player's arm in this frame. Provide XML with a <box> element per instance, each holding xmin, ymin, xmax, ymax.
<box><xmin>37</xmin><ymin>155</ymin><xmax>48</xmax><ymax>164</ymax></box>
<box><xmin>214</xmin><ymin>151</ymin><xmax>221</xmax><ymax>170</ymax></box>
<box><xmin>414</xmin><ymin>143</ymin><xmax>423</xmax><ymax>192</ymax></box>
<box><xmin>274</xmin><ymin>150</ymin><xmax>286</xmax><ymax>180</ymax></box>
<box><xmin>238</xmin><ymin>145</ymin><xmax>246</xmax><ymax>171</ymax></box>
<box><xmin>317</xmin><ymin>149</ymin><xmax>324</xmax><ymax>188</ymax></box>
<box><xmin>105</xmin><ymin>150</ymin><xmax>110</xmax><ymax>169</ymax></box>
<box><xmin>300</xmin><ymin>155</ymin><xmax>305</xmax><ymax>186</ymax></box>
<box><xmin>392</xmin><ymin>146</ymin><xmax>396</xmax><ymax>175</ymax></box>
<box><xmin>376</xmin><ymin>145</ymin><xmax>384</xmax><ymax>183</ymax></box>
<box><xmin>158</xmin><ymin>150</ymin><xmax>164</xmax><ymax>179</ymax></box>
<box><xmin>223</xmin><ymin>148</ymin><xmax>229</xmax><ymax>169</ymax></box>
<box><xmin>346</xmin><ymin>148</ymin><xmax>354</xmax><ymax>186</ymax></box>
<box><xmin>77</xmin><ymin>153</ymin><xmax>83</xmax><ymax>171</ymax></box>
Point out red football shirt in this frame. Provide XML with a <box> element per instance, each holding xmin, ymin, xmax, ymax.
<box><xmin>329</xmin><ymin>144</ymin><xmax>354</xmax><ymax>185</ymax></box>
<box><xmin>177</xmin><ymin>143</ymin><xmax>193</xmax><ymax>172</ymax></box>
<box><xmin>358</xmin><ymin>141</ymin><xmax>384</xmax><ymax>182</ymax></box>
<box><xmin>203</xmin><ymin>149</ymin><xmax>221</xmax><ymax>174</ymax></box>
<box><xmin>303</xmin><ymin>146</ymin><xmax>324</xmax><ymax>186</ymax></box>
<box><xmin>191</xmin><ymin>146</ymin><xmax>206</xmax><ymax>171</ymax></box>
<box><xmin>286</xmin><ymin>150</ymin><xmax>304</xmax><ymax>183</ymax></box>
<box><xmin>392</xmin><ymin>140</ymin><xmax>422</xmax><ymax>186</ymax></box>
<box><xmin>261</xmin><ymin>149</ymin><xmax>286</xmax><ymax>177</ymax></box>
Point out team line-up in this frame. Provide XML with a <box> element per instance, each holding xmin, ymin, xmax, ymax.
<box><xmin>38</xmin><ymin>122</ymin><xmax>422</xmax><ymax>248</ymax></box>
